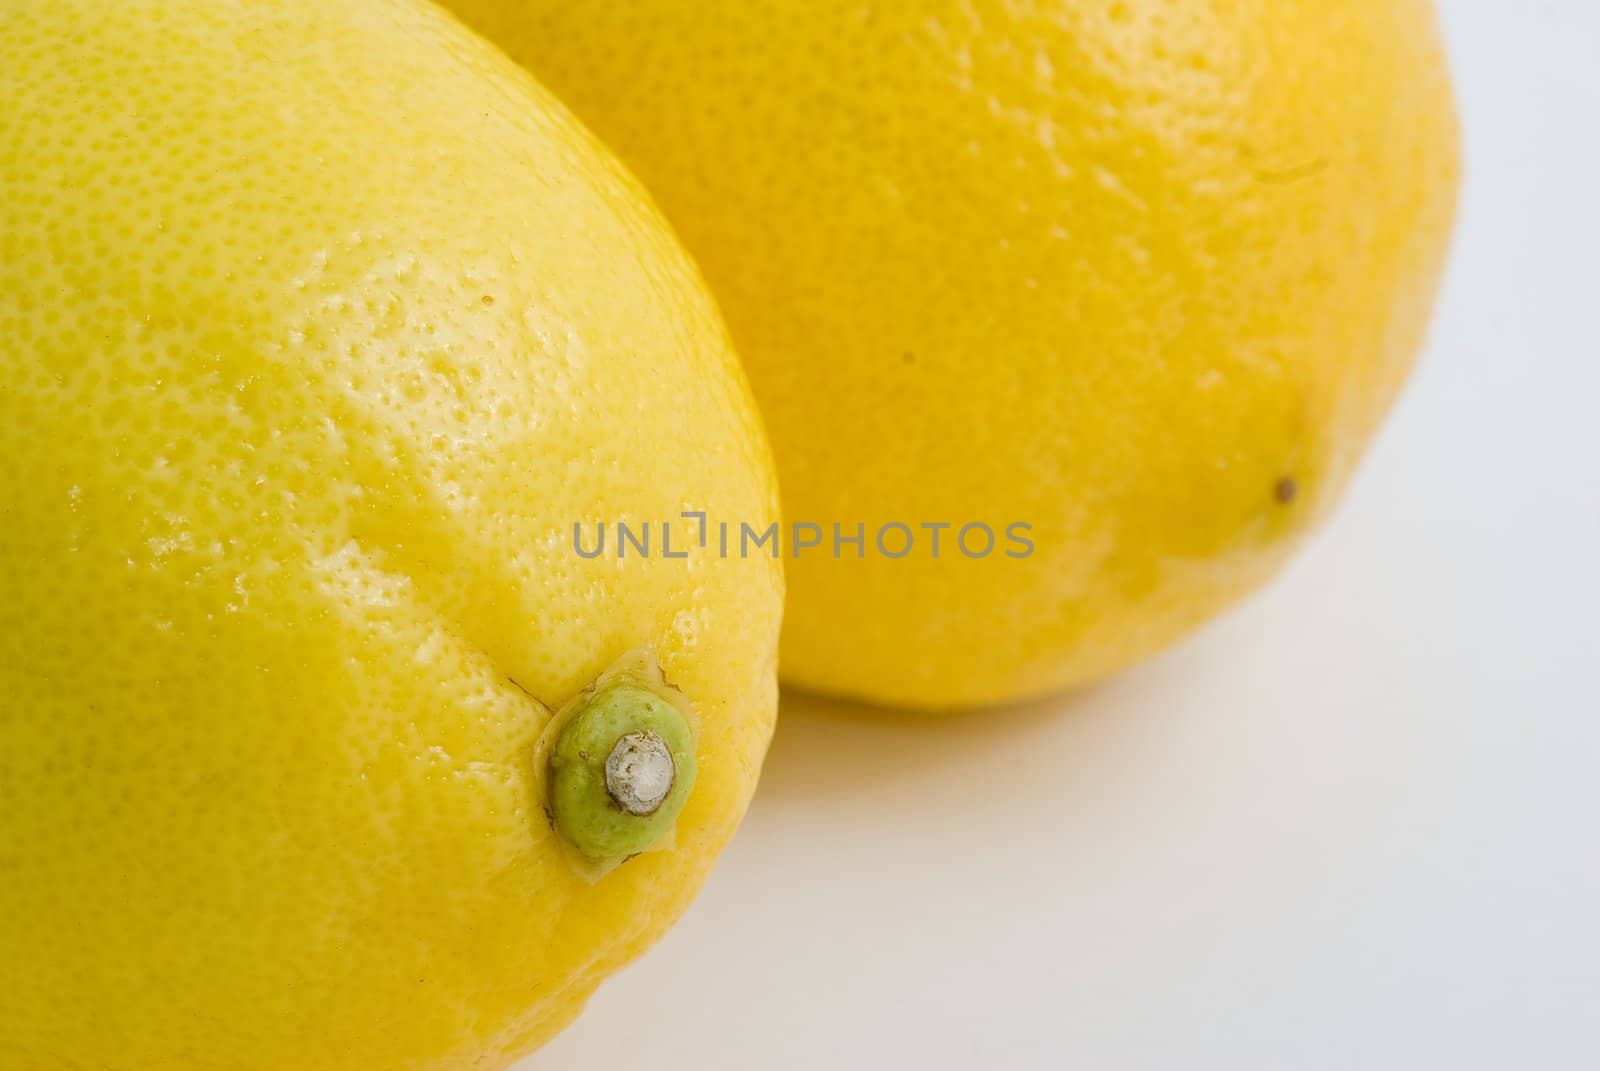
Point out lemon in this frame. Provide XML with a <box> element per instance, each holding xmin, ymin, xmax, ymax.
<box><xmin>0</xmin><ymin>1</ymin><xmax>780</xmax><ymax>1067</ymax></box>
<box><xmin>447</xmin><ymin>0</ymin><xmax>1460</xmax><ymax>708</ymax></box>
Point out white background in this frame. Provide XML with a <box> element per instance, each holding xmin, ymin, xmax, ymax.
<box><xmin>525</xmin><ymin>2</ymin><xmax>1600</xmax><ymax>1067</ymax></box>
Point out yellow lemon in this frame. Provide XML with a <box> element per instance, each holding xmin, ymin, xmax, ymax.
<box><xmin>447</xmin><ymin>0</ymin><xmax>1460</xmax><ymax>709</ymax></box>
<box><xmin>0</xmin><ymin>1</ymin><xmax>780</xmax><ymax>1068</ymax></box>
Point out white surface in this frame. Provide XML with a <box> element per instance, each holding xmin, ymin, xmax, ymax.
<box><xmin>523</xmin><ymin>3</ymin><xmax>1600</xmax><ymax>1068</ymax></box>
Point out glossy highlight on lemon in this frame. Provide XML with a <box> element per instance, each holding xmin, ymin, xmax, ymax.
<box><xmin>449</xmin><ymin>0</ymin><xmax>1461</xmax><ymax>709</ymax></box>
<box><xmin>0</xmin><ymin>1</ymin><xmax>781</xmax><ymax>1068</ymax></box>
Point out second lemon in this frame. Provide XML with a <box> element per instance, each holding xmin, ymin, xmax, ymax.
<box><xmin>448</xmin><ymin>0</ymin><xmax>1461</xmax><ymax>709</ymax></box>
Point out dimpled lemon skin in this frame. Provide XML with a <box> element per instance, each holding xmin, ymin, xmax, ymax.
<box><xmin>0</xmin><ymin>1</ymin><xmax>781</xmax><ymax>1067</ymax></box>
<box><xmin>446</xmin><ymin>0</ymin><xmax>1460</xmax><ymax>709</ymax></box>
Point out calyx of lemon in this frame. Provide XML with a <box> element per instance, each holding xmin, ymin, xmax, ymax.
<box><xmin>543</xmin><ymin>651</ymin><xmax>698</xmax><ymax>869</ymax></box>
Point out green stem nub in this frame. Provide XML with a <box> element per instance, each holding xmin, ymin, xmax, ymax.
<box><xmin>547</xmin><ymin>681</ymin><xmax>697</xmax><ymax>861</ymax></box>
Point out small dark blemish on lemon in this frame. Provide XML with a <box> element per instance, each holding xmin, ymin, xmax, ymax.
<box><xmin>578</xmin><ymin>749</ymin><xmax>590</xmax><ymax>761</ymax></box>
<box><xmin>1274</xmin><ymin>477</ymin><xmax>1298</xmax><ymax>505</ymax></box>
<box><xmin>481</xmin><ymin>294</ymin><xmax>495</xmax><ymax>307</ymax></box>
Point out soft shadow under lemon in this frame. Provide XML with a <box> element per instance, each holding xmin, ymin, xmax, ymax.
<box><xmin>753</xmin><ymin>647</ymin><xmax>1204</xmax><ymax>808</ymax></box>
